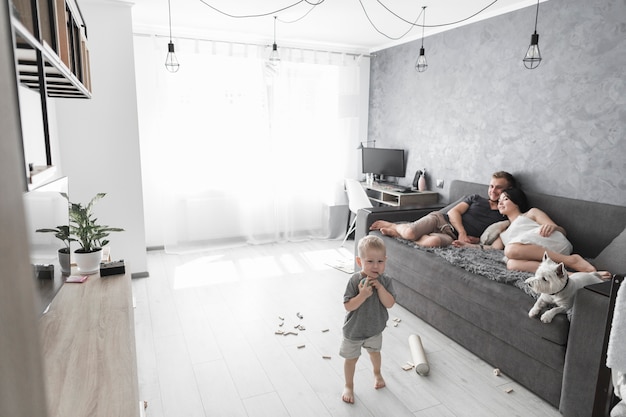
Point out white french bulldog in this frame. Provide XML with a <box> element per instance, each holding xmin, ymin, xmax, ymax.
<box><xmin>525</xmin><ymin>252</ymin><xmax>603</xmax><ymax>323</ymax></box>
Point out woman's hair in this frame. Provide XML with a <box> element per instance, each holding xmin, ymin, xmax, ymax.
<box><xmin>492</xmin><ymin>171</ymin><xmax>518</xmax><ymax>189</ymax></box>
<box><xmin>502</xmin><ymin>187</ymin><xmax>530</xmax><ymax>212</ymax></box>
<box><xmin>358</xmin><ymin>235</ymin><xmax>386</xmax><ymax>258</ymax></box>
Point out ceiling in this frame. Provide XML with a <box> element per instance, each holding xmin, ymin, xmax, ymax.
<box><xmin>127</xmin><ymin>0</ymin><xmax>540</xmax><ymax>53</ymax></box>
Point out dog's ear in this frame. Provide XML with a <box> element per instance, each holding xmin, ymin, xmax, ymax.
<box><xmin>556</xmin><ymin>262</ymin><xmax>567</xmax><ymax>278</ymax></box>
<box><xmin>542</xmin><ymin>252</ymin><xmax>550</xmax><ymax>262</ymax></box>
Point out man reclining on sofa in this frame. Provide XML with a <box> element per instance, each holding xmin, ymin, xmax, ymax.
<box><xmin>370</xmin><ymin>170</ymin><xmax>517</xmax><ymax>247</ymax></box>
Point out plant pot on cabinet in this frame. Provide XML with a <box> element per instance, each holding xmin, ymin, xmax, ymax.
<box><xmin>58</xmin><ymin>248</ymin><xmax>71</xmax><ymax>275</ymax></box>
<box><xmin>74</xmin><ymin>248</ymin><xmax>102</xmax><ymax>275</ymax></box>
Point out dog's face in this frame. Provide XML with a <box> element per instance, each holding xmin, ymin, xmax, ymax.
<box><xmin>525</xmin><ymin>252</ymin><xmax>568</xmax><ymax>294</ymax></box>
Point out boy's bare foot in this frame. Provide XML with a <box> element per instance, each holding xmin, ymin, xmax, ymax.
<box><xmin>374</xmin><ymin>374</ymin><xmax>386</xmax><ymax>389</ymax></box>
<box><xmin>342</xmin><ymin>386</ymin><xmax>355</xmax><ymax>404</ymax></box>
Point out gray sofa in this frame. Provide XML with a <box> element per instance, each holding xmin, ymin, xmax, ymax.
<box><xmin>354</xmin><ymin>180</ymin><xmax>626</xmax><ymax>412</ymax></box>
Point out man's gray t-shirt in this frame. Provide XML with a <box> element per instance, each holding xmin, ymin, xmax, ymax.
<box><xmin>342</xmin><ymin>272</ymin><xmax>396</xmax><ymax>340</ymax></box>
<box><xmin>461</xmin><ymin>194</ymin><xmax>507</xmax><ymax>237</ymax></box>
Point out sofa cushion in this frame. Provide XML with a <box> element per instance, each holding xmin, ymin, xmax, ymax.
<box><xmin>592</xmin><ymin>227</ymin><xmax>626</xmax><ymax>273</ymax></box>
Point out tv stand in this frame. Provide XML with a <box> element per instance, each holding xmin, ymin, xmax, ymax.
<box><xmin>363</xmin><ymin>182</ymin><xmax>438</xmax><ymax>207</ymax></box>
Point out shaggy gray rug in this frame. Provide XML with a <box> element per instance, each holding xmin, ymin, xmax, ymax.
<box><xmin>399</xmin><ymin>240</ymin><xmax>538</xmax><ymax>299</ymax></box>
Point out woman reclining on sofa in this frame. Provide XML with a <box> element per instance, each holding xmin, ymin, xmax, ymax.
<box><xmin>453</xmin><ymin>187</ymin><xmax>609</xmax><ymax>277</ymax></box>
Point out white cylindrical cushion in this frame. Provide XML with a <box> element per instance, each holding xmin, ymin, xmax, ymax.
<box><xmin>408</xmin><ymin>334</ymin><xmax>430</xmax><ymax>376</ymax></box>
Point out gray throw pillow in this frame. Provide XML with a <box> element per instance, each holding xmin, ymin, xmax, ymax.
<box><xmin>593</xmin><ymin>228</ymin><xmax>626</xmax><ymax>273</ymax></box>
<box><xmin>480</xmin><ymin>220</ymin><xmax>510</xmax><ymax>245</ymax></box>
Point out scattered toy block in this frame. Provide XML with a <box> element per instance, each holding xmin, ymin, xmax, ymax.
<box><xmin>505</xmin><ymin>387</ymin><xmax>514</xmax><ymax>394</ymax></box>
<box><xmin>322</xmin><ymin>355</ymin><xmax>332</xmax><ymax>359</ymax></box>
<box><xmin>297</xmin><ymin>345</ymin><xmax>306</xmax><ymax>349</ymax></box>
<box><xmin>493</xmin><ymin>368</ymin><xmax>501</xmax><ymax>376</ymax></box>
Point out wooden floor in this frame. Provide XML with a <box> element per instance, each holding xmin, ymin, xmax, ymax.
<box><xmin>133</xmin><ymin>239</ymin><xmax>562</xmax><ymax>417</ymax></box>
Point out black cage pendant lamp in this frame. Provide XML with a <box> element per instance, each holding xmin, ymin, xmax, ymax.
<box><xmin>165</xmin><ymin>0</ymin><xmax>180</xmax><ymax>73</ymax></box>
<box><xmin>268</xmin><ymin>16</ymin><xmax>281</xmax><ymax>68</ymax></box>
<box><xmin>523</xmin><ymin>0</ymin><xmax>542</xmax><ymax>69</ymax></box>
<box><xmin>415</xmin><ymin>6</ymin><xmax>428</xmax><ymax>73</ymax></box>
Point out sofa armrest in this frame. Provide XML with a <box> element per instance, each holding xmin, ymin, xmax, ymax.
<box><xmin>353</xmin><ymin>204</ymin><xmax>444</xmax><ymax>255</ymax></box>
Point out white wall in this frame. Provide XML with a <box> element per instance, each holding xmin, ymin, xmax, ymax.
<box><xmin>54</xmin><ymin>0</ymin><xmax>148</xmax><ymax>275</ymax></box>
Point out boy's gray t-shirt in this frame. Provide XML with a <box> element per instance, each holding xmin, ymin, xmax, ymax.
<box><xmin>342</xmin><ymin>272</ymin><xmax>396</xmax><ymax>340</ymax></box>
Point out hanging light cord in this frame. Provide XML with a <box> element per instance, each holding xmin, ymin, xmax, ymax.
<box><xmin>357</xmin><ymin>0</ymin><xmax>423</xmax><ymax>40</ymax></box>
<box><xmin>532</xmin><ymin>0</ymin><xmax>539</xmax><ymax>32</ymax></box>
<box><xmin>198</xmin><ymin>0</ymin><xmax>325</xmax><ymax>19</ymax></box>
<box><xmin>420</xmin><ymin>7</ymin><xmax>426</xmax><ymax>47</ymax></box>
<box><xmin>198</xmin><ymin>0</ymin><xmax>502</xmax><ymax>41</ymax></box>
<box><xmin>167</xmin><ymin>0</ymin><xmax>174</xmax><ymax>41</ymax></box>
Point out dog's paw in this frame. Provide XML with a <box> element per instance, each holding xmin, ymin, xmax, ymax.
<box><xmin>540</xmin><ymin>311</ymin><xmax>555</xmax><ymax>323</ymax></box>
<box><xmin>528</xmin><ymin>308</ymin><xmax>541</xmax><ymax>318</ymax></box>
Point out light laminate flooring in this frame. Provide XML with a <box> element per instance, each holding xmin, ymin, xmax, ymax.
<box><xmin>132</xmin><ymin>239</ymin><xmax>561</xmax><ymax>417</ymax></box>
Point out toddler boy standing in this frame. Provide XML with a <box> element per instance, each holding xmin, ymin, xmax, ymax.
<box><xmin>340</xmin><ymin>235</ymin><xmax>396</xmax><ymax>404</ymax></box>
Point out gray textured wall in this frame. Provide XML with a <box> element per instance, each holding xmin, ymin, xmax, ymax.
<box><xmin>368</xmin><ymin>0</ymin><xmax>626</xmax><ymax>206</ymax></box>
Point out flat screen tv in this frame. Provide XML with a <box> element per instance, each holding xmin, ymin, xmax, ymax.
<box><xmin>361</xmin><ymin>147</ymin><xmax>406</xmax><ymax>179</ymax></box>
<box><xmin>23</xmin><ymin>176</ymin><xmax>69</xmax><ymax>315</ymax></box>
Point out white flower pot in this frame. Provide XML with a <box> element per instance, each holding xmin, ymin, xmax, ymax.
<box><xmin>74</xmin><ymin>248</ymin><xmax>103</xmax><ymax>275</ymax></box>
<box><xmin>58</xmin><ymin>248</ymin><xmax>71</xmax><ymax>275</ymax></box>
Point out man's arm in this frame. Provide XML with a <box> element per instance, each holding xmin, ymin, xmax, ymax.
<box><xmin>447</xmin><ymin>201</ymin><xmax>475</xmax><ymax>243</ymax></box>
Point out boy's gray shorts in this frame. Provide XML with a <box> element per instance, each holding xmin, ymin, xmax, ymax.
<box><xmin>339</xmin><ymin>333</ymin><xmax>383</xmax><ymax>359</ymax></box>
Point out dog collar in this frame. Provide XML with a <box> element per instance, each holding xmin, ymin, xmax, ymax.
<box><xmin>550</xmin><ymin>276</ymin><xmax>570</xmax><ymax>296</ymax></box>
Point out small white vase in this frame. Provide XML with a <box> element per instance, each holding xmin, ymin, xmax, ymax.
<box><xmin>74</xmin><ymin>248</ymin><xmax>103</xmax><ymax>275</ymax></box>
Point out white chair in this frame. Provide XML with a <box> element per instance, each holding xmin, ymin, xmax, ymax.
<box><xmin>342</xmin><ymin>178</ymin><xmax>373</xmax><ymax>247</ymax></box>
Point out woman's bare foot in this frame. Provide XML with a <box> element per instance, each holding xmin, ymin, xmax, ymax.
<box><xmin>342</xmin><ymin>386</ymin><xmax>355</xmax><ymax>404</ymax></box>
<box><xmin>598</xmin><ymin>271</ymin><xmax>613</xmax><ymax>280</ymax></box>
<box><xmin>374</xmin><ymin>374</ymin><xmax>386</xmax><ymax>389</ymax></box>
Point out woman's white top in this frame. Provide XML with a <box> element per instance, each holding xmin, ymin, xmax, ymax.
<box><xmin>500</xmin><ymin>214</ymin><xmax>573</xmax><ymax>255</ymax></box>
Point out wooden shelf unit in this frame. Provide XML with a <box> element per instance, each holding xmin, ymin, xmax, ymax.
<box><xmin>11</xmin><ymin>0</ymin><xmax>91</xmax><ymax>98</ymax></box>
<box><xmin>39</xmin><ymin>270</ymin><xmax>140</xmax><ymax>417</ymax></box>
<box><xmin>363</xmin><ymin>183</ymin><xmax>439</xmax><ymax>207</ymax></box>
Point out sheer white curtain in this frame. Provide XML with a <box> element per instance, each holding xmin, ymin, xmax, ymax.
<box><xmin>134</xmin><ymin>36</ymin><xmax>367</xmax><ymax>252</ymax></box>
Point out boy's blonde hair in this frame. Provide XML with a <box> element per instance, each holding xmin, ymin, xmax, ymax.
<box><xmin>358</xmin><ymin>235</ymin><xmax>386</xmax><ymax>258</ymax></box>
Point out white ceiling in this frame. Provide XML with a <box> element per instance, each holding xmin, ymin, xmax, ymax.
<box><xmin>128</xmin><ymin>0</ymin><xmax>540</xmax><ymax>53</ymax></box>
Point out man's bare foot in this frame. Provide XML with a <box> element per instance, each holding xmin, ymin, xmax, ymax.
<box><xmin>342</xmin><ymin>386</ymin><xmax>355</xmax><ymax>404</ymax></box>
<box><xmin>374</xmin><ymin>374</ymin><xmax>386</xmax><ymax>390</ymax></box>
<box><xmin>569</xmin><ymin>254</ymin><xmax>596</xmax><ymax>272</ymax></box>
<box><xmin>379</xmin><ymin>227</ymin><xmax>401</xmax><ymax>238</ymax></box>
<box><xmin>370</xmin><ymin>220</ymin><xmax>393</xmax><ymax>231</ymax></box>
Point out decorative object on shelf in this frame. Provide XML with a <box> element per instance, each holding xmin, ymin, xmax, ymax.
<box><xmin>35</xmin><ymin>224</ymin><xmax>71</xmax><ymax>275</ymax></box>
<box><xmin>418</xmin><ymin>168</ymin><xmax>427</xmax><ymax>191</ymax></box>
<box><xmin>356</xmin><ymin>140</ymin><xmax>376</xmax><ymax>149</ymax></box>
<box><xmin>415</xmin><ymin>6</ymin><xmax>428</xmax><ymax>73</ymax></box>
<box><xmin>165</xmin><ymin>0</ymin><xmax>180</xmax><ymax>73</ymax></box>
<box><xmin>70</xmin><ymin>193</ymin><xmax>124</xmax><ymax>275</ymax></box>
<box><xmin>523</xmin><ymin>0</ymin><xmax>542</xmax><ymax>69</ymax></box>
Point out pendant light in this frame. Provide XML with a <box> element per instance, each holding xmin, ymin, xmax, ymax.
<box><xmin>415</xmin><ymin>6</ymin><xmax>428</xmax><ymax>73</ymax></box>
<box><xmin>165</xmin><ymin>0</ymin><xmax>179</xmax><ymax>73</ymax></box>
<box><xmin>523</xmin><ymin>0</ymin><xmax>542</xmax><ymax>69</ymax></box>
<box><xmin>268</xmin><ymin>16</ymin><xmax>280</xmax><ymax>67</ymax></box>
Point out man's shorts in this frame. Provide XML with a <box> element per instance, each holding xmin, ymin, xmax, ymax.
<box><xmin>339</xmin><ymin>333</ymin><xmax>383</xmax><ymax>359</ymax></box>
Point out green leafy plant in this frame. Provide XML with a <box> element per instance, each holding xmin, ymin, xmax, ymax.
<box><xmin>69</xmin><ymin>193</ymin><xmax>124</xmax><ymax>253</ymax></box>
<box><xmin>35</xmin><ymin>225</ymin><xmax>72</xmax><ymax>254</ymax></box>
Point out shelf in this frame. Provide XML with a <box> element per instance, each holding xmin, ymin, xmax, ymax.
<box><xmin>12</xmin><ymin>17</ymin><xmax>91</xmax><ymax>98</ymax></box>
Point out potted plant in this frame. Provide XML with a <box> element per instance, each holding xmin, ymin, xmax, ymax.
<box><xmin>35</xmin><ymin>224</ymin><xmax>72</xmax><ymax>275</ymax></box>
<box><xmin>70</xmin><ymin>193</ymin><xmax>124</xmax><ymax>274</ymax></box>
